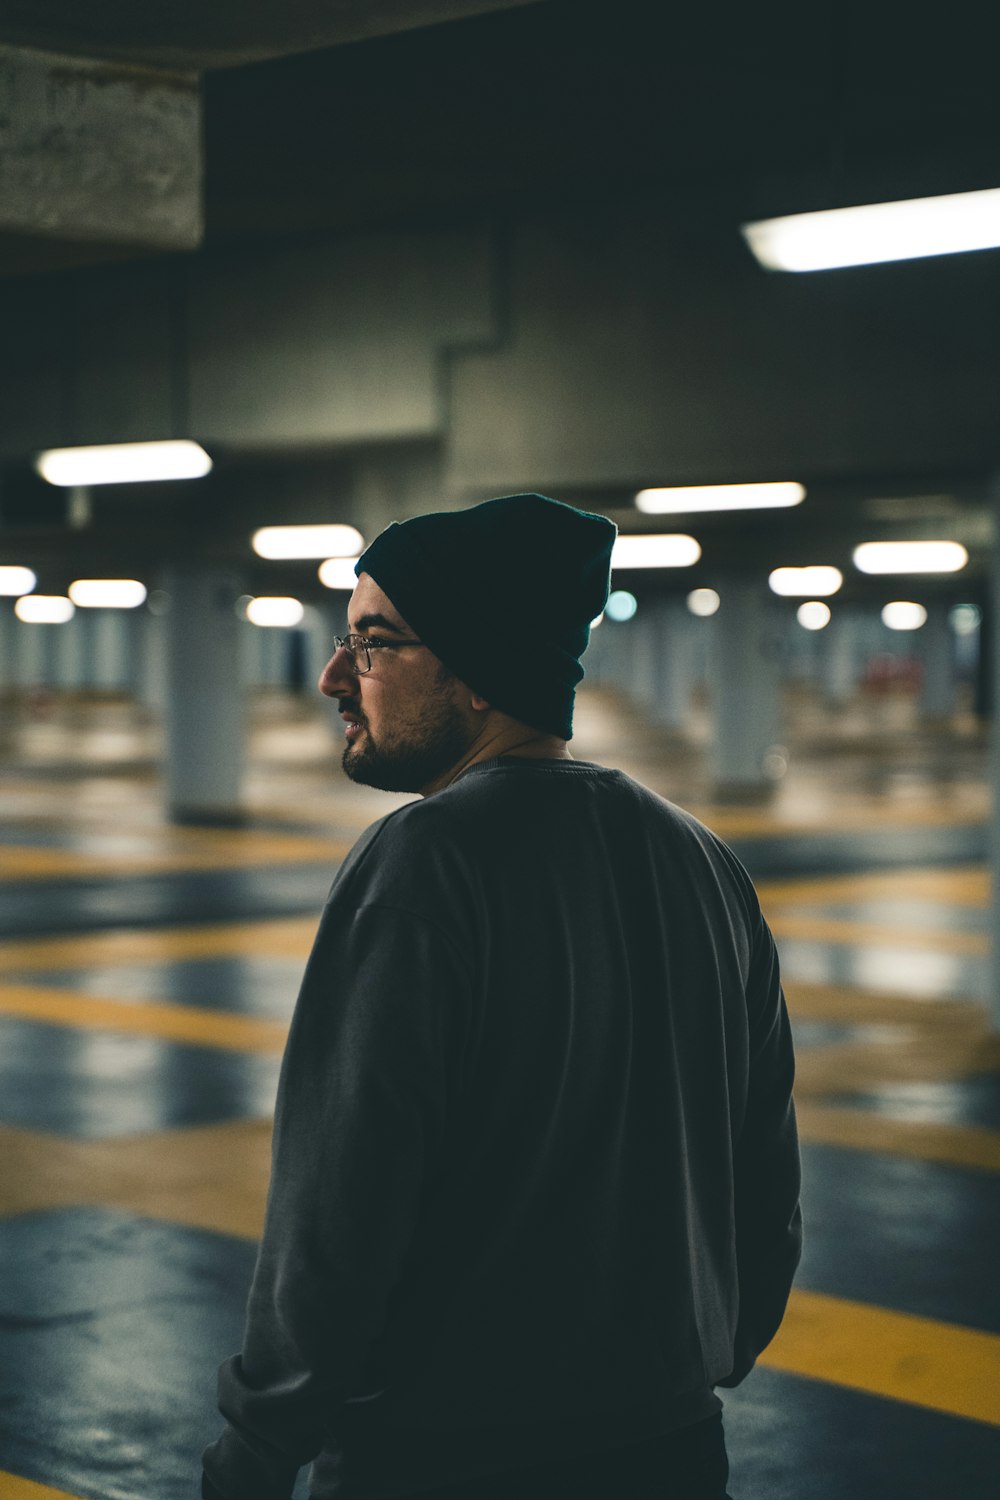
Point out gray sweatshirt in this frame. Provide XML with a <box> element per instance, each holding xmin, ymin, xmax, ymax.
<box><xmin>203</xmin><ymin>757</ymin><xmax>801</xmax><ymax>1499</ymax></box>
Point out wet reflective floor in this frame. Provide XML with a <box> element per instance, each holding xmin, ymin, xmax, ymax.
<box><xmin>1</xmin><ymin>685</ymin><xmax>998</xmax><ymax>1499</ymax></box>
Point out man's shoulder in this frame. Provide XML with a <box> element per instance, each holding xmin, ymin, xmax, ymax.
<box><xmin>331</xmin><ymin>793</ymin><xmax>472</xmax><ymax>906</ymax></box>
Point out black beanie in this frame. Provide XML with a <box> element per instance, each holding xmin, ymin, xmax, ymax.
<box><xmin>356</xmin><ymin>493</ymin><xmax>617</xmax><ymax>739</ymax></box>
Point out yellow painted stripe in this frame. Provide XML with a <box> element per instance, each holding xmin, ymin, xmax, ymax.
<box><xmin>0</xmin><ymin>835</ymin><xmax>351</xmax><ymax>882</ymax></box>
<box><xmin>0</xmin><ymin>983</ymin><xmax>288</xmax><ymax>1054</ymax></box>
<box><xmin>768</xmin><ymin>912</ymin><xmax>987</xmax><ymax>955</ymax></box>
<box><xmin>691</xmin><ymin>804</ymin><xmax>988</xmax><ymax>839</ymax></box>
<box><xmin>762</xmin><ymin>1288</ymin><xmax>1000</xmax><ymax>1427</ymax></box>
<box><xmin>758</xmin><ymin>866</ymin><xmax>989</xmax><ymax>910</ymax></box>
<box><xmin>796</xmin><ymin>1101</ymin><xmax>1000</xmax><ymax>1173</ymax></box>
<box><xmin>0</xmin><ymin>916</ymin><xmax>317</xmax><ymax>972</ymax></box>
<box><xmin>0</xmin><ymin>1474</ymin><xmax>84</xmax><ymax>1500</ymax></box>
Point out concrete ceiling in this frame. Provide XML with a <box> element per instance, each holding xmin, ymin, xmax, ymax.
<box><xmin>0</xmin><ymin>0</ymin><xmax>542</xmax><ymax>69</ymax></box>
<box><xmin>0</xmin><ymin>4</ymin><xmax>997</xmax><ymax>603</ymax></box>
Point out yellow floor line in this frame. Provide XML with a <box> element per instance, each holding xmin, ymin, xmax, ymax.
<box><xmin>0</xmin><ymin>1475</ymin><xmax>84</xmax><ymax>1500</ymax></box>
<box><xmin>0</xmin><ymin>834</ymin><xmax>351</xmax><ymax>881</ymax></box>
<box><xmin>0</xmin><ymin>983</ymin><xmax>288</xmax><ymax>1054</ymax></box>
<box><xmin>758</xmin><ymin>866</ymin><xmax>989</xmax><ymax>910</ymax></box>
<box><xmin>762</xmin><ymin>1288</ymin><xmax>1000</xmax><ymax>1427</ymax></box>
<box><xmin>691</xmin><ymin>805</ymin><xmax>988</xmax><ymax>838</ymax></box>
<box><xmin>0</xmin><ymin>1119</ymin><xmax>271</xmax><ymax>1242</ymax></box>
<box><xmin>784</xmin><ymin>982</ymin><xmax>987</xmax><ymax>1028</ymax></box>
<box><xmin>768</xmin><ymin>912</ymin><xmax>987</xmax><ymax>955</ymax></box>
<box><xmin>0</xmin><ymin>917</ymin><xmax>317</xmax><ymax>972</ymax></box>
<box><xmin>795</xmin><ymin>1102</ymin><xmax>1000</xmax><ymax>1173</ymax></box>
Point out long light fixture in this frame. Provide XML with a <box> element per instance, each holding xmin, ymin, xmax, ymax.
<box><xmin>15</xmin><ymin>595</ymin><xmax>75</xmax><ymax>623</ymax></box>
<box><xmin>69</xmin><ymin>579</ymin><xmax>147</xmax><ymax>609</ymax></box>
<box><xmin>245</xmin><ymin>596</ymin><xmax>305</xmax><ymax>628</ymax></box>
<box><xmin>318</xmin><ymin>557</ymin><xmax>361</xmax><ymax>590</ymax></box>
<box><xmin>769</xmin><ymin>565</ymin><xmax>843</xmax><ymax>597</ymax></box>
<box><xmin>612</xmin><ymin>534</ymin><xmax>701</xmax><ymax>568</ymax></box>
<box><xmin>636</xmin><ymin>482</ymin><xmax>804</xmax><ymax>514</ymax></box>
<box><xmin>0</xmin><ymin>566</ymin><xmax>36</xmax><ymax>596</ymax></box>
<box><xmin>853</xmin><ymin>541</ymin><xmax>968</xmax><ymax>574</ymax></box>
<box><xmin>252</xmin><ymin>525</ymin><xmax>364</xmax><ymax>560</ymax></box>
<box><xmin>742</xmin><ymin>187</ymin><xmax>1000</xmax><ymax>273</ymax></box>
<box><xmin>36</xmin><ymin>440</ymin><xmax>212</xmax><ymax>487</ymax></box>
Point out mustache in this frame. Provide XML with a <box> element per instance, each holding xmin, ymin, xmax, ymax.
<box><xmin>338</xmin><ymin>696</ymin><xmax>366</xmax><ymax>724</ymax></box>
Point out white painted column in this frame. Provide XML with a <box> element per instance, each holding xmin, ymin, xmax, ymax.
<box><xmin>824</xmin><ymin>611</ymin><xmax>858</xmax><ymax>707</ymax></box>
<box><xmin>651</xmin><ymin>599</ymin><xmax>694</xmax><ymax>732</ymax></box>
<box><xmin>710</xmin><ymin>579</ymin><xmax>783</xmax><ymax>791</ymax></box>
<box><xmin>920</xmin><ymin>603</ymin><xmax>956</xmax><ymax>719</ymax></box>
<box><xmin>628</xmin><ymin>606</ymin><xmax>660</xmax><ymax>710</ymax></box>
<box><xmin>990</xmin><ymin>478</ymin><xmax>1000</xmax><ymax>1031</ymax></box>
<box><xmin>162</xmin><ymin>567</ymin><xmax>245</xmax><ymax>823</ymax></box>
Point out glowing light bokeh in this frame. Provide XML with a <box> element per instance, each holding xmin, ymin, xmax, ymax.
<box><xmin>743</xmin><ymin>187</ymin><xmax>1000</xmax><ymax>273</ymax></box>
<box><xmin>797</xmin><ymin>601</ymin><xmax>831</xmax><ymax>631</ymax></box>
<box><xmin>606</xmin><ymin>590</ymin><xmax>638</xmax><ymax>622</ymax></box>
<box><xmin>36</xmin><ymin>440</ymin><xmax>212</xmax><ymax>486</ymax></box>
<box><xmin>882</xmin><ymin>601</ymin><xmax>927</xmax><ymax>631</ymax></box>
<box><xmin>69</xmin><ymin>579</ymin><xmax>147</xmax><ymax>609</ymax></box>
<box><xmin>245</xmin><ymin>596</ymin><xmax>305</xmax><ymax>627</ymax></box>
<box><xmin>253</xmin><ymin>525</ymin><xmax>364</xmax><ymax>559</ymax></box>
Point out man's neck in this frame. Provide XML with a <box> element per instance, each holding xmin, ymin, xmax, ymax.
<box><xmin>422</xmin><ymin>723</ymin><xmax>572</xmax><ymax>796</ymax></box>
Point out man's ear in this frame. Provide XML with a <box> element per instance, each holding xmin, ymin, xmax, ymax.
<box><xmin>470</xmin><ymin>692</ymin><xmax>491</xmax><ymax>712</ymax></box>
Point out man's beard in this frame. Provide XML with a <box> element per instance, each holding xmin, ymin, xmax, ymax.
<box><xmin>340</xmin><ymin>692</ymin><xmax>474</xmax><ymax>793</ymax></box>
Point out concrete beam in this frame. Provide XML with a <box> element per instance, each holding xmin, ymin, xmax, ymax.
<box><xmin>0</xmin><ymin>44</ymin><xmax>201</xmax><ymax>252</ymax></box>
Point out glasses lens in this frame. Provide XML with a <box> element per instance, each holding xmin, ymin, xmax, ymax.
<box><xmin>350</xmin><ymin>636</ymin><xmax>371</xmax><ymax>673</ymax></box>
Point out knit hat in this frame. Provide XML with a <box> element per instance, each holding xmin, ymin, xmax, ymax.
<box><xmin>356</xmin><ymin>493</ymin><xmax>616</xmax><ymax>739</ymax></box>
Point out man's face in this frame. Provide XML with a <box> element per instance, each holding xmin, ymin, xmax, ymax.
<box><xmin>318</xmin><ymin>572</ymin><xmax>477</xmax><ymax>794</ymax></box>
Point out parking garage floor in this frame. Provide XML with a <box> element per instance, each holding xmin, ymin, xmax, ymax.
<box><xmin>0</xmin><ymin>683</ymin><xmax>998</xmax><ymax>1500</ymax></box>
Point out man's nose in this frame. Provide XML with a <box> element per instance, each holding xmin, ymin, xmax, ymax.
<box><xmin>318</xmin><ymin>642</ymin><xmax>358</xmax><ymax>698</ymax></box>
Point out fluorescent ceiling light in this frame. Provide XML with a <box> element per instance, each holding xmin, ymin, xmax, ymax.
<box><xmin>15</xmin><ymin>594</ymin><xmax>74</xmax><ymax>623</ymax></box>
<box><xmin>318</xmin><ymin>557</ymin><xmax>362</xmax><ymax>590</ymax></box>
<box><xmin>687</xmin><ymin>588</ymin><xmax>720</xmax><ymax>617</ymax></box>
<box><xmin>882</xmin><ymin>601</ymin><xmax>927</xmax><ymax>631</ymax></box>
<box><xmin>0</xmin><ymin>566</ymin><xmax>36</xmax><ymax>596</ymax></box>
<box><xmin>742</xmin><ymin>187</ymin><xmax>1000</xmax><ymax>272</ymax></box>
<box><xmin>35</xmin><ymin>440</ymin><xmax>212</xmax><ymax>487</ymax></box>
<box><xmin>797</xmin><ymin>601</ymin><xmax>831</xmax><ymax>631</ymax></box>
<box><xmin>253</xmin><ymin>525</ymin><xmax>364</xmax><ymax>560</ymax></box>
<box><xmin>769</xmin><ymin>565</ymin><xmax>843</xmax><ymax>597</ymax></box>
<box><xmin>612</xmin><ymin>534</ymin><xmax>701</xmax><ymax>568</ymax></box>
<box><xmin>636</xmin><ymin>482</ymin><xmax>804</xmax><ymax>514</ymax></box>
<box><xmin>853</xmin><ymin>541</ymin><xmax>968</xmax><ymax>574</ymax></box>
<box><xmin>245</xmin><ymin>596</ymin><xmax>305</xmax><ymax>628</ymax></box>
<box><xmin>69</xmin><ymin>579</ymin><xmax>147</xmax><ymax>609</ymax></box>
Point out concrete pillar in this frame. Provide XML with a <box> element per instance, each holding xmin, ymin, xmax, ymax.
<box><xmin>710</xmin><ymin>579</ymin><xmax>783</xmax><ymax>792</ymax></box>
<box><xmin>628</xmin><ymin>607</ymin><xmax>660</xmax><ymax>709</ymax></box>
<box><xmin>14</xmin><ymin>618</ymin><xmax>46</xmax><ymax>687</ymax></box>
<box><xmin>990</xmin><ymin>477</ymin><xmax>1000</xmax><ymax>1031</ymax></box>
<box><xmin>651</xmin><ymin>600</ymin><xmax>695</xmax><ymax>732</ymax></box>
<box><xmin>920</xmin><ymin>603</ymin><xmax>956</xmax><ymax>719</ymax></box>
<box><xmin>824</xmin><ymin>611</ymin><xmax>858</xmax><ymax>707</ymax></box>
<box><xmin>87</xmin><ymin>610</ymin><xmax>129</xmax><ymax>689</ymax></box>
<box><xmin>162</xmin><ymin>567</ymin><xmax>245</xmax><ymax>823</ymax></box>
<box><xmin>0</xmin><ymin>44</ymin><xmax>201</xmax><ymax>255</ymax></box>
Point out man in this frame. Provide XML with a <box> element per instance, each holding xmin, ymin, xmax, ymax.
<box><xmin>203</xmin><ymin>492</ymin><xmax>801</xmax><ymax>1500</ymax></box>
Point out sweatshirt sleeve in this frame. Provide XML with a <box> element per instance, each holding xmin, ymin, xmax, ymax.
<box><xmin>202</xmin><ymin>896</ymin><xmax>471</xmax><ymax>1500</ymax></box>
<box><xmin>716</xmin><ymin>903</ymin><xmax>802</xmax><ymax>1388</ymax></box>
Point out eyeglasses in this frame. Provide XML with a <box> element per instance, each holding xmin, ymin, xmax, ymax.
<box><xmin>332</xmin><ymin>633</ymin><xmax>426</xmax><ymax>674</ymax></box>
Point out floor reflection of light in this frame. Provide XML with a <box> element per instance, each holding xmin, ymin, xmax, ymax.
<box><xmin>778</xmin><ymin>939</ymin><xmax>974</xmax><ymax>1000</ymax></box>
<box><xmin>851</xmin><ymin>947</ymin><xmax>967</xmax><ymax>998</ymax></box>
